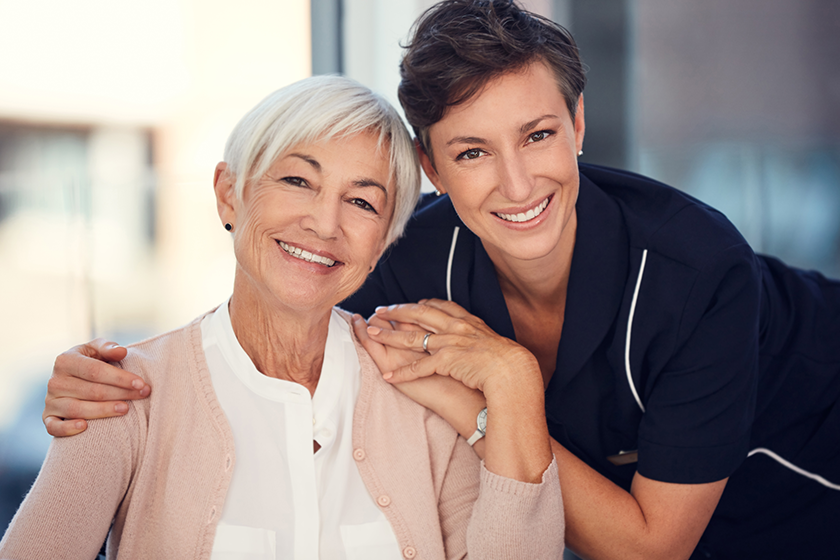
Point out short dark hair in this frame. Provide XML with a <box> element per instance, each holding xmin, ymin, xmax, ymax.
<box><xmin>398</xmin><ymin>0</ymin><xmax>586</xmax><ymax>156</ymax></box>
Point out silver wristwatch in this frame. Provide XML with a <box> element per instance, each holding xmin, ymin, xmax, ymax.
<box><xmin>466</xmin><ymin>407</ymin><xmax>487</xmax><ymax>446</ymax></box>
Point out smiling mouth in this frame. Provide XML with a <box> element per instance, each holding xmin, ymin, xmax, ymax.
<box><xmin>494</xmin><ymin>196</ymin><xmax>551</xmax><ymax>223</ymax></box>
<box><xmin>278</xmin><ymin>241</ymin><xmax>337</xmax><ymax>267</ymax></box>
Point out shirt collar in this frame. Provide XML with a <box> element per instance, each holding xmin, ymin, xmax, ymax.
<box><xmin>551</xmin><ymin>172</ymin><xmax>629</xmax><ymax>389</ymax></box>
<box><xmin>204</xmin><ymin>299</ymin><xmax>353</xmax><ymax>418</ymax></box>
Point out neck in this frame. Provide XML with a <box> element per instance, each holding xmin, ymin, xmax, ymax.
<box><xmin>485</xmin><ymin>210</ymin><xmax>577</xmax><ymax>311</ymax></box>
<box><xmin>228</xmin><ymin>271</ymin><xmax>332</xmax><ymax>396</ymax></box>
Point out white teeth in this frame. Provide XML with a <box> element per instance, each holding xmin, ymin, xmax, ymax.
<box><xmin>496</xmin><ymin>197</ymin><xmax>549</xmax><ymax>223</ymax></box>
<box><xmin>278</xmin><ymin>241</ymin><xmax>336</xmax><ymax>267</ymax></box>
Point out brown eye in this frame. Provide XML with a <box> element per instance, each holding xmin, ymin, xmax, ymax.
<box><xmin>527</xmin><ymin>130</ymin><xmax>553</xmax><ymax>143</ymax></box>
<box><xmin>457</xmin><ymin>148</ymin><xmax>485</xmax><ymax>161</ymax></box>
<box><xmin>282</xmin><ymin>176</ymin><xmax>308</xmax><ymax>187</ymax></box>
<box><xmin>350</xmin><ymin>198</ymin><xmax>377</xmax><ymax>214</ymax></box>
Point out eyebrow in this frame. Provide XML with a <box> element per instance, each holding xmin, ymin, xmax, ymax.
<box><xmin>444</xmin><ymin>114</ymin><xmax>561</xmax><ymax>148</ymax></box>
<box><xmin>288</xmin><ymin>152</ymin><xmax>321</xmax><ymax>171</ymax></box>
<box><xmin>288</xmin><ymin>153</ymin><xmax>388</xmax><ymax>200</ymax></box>
<box><xmin>354</xmin><ymin>179</ymin><xmax>389</xmax><ymax>200</ymax></box>
<box><xmin>520</xmin><ymin>114</ymin><xmax>559</xmax><ymax>134</ymax></box>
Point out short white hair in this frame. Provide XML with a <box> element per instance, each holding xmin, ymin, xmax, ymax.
<box><xmin>223</xmin><ymin>75</ymin><xmax>420</xmax><ymax>245</ymax></box>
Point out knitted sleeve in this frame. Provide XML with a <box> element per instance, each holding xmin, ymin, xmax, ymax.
<box><xmin>0</xmin><ymin>409</ymin><xmax>139</xmax><ymax>559</ymax></box>
<box><xmin>437</xmin><ymin>434</ymin><xmax>565</xmax><ymax>560</ymax></box>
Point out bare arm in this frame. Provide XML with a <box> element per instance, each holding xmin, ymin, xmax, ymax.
<box><xmin>43</xmin><ymin>339</ymin><xmax>150</xmax><ymax>436</ymax></box>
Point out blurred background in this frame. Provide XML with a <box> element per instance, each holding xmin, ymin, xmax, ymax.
<box><xmin>1</xmin><ymin>0</ymin><xmax>839</xmax><ymax>537</ymax></box>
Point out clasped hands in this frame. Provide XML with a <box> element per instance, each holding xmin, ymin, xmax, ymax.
<box><xmin>351</xmin><ymin>299</ymin><xmax>542</xmax><ymax>398</ymax></box>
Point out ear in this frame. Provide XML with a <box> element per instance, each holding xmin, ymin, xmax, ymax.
<box><xmin>415</xmin><ymin>138</ymin><xmax>447</xmax><ymax>195</ymax></box>
<box><xmin>213</xmin><ymin>162</ymin><xmax>237</xmax><ymax>227</ymax></box>
<box><xmin>574</xmin><ymin>94</ymin><xmax>586</xmax><ymax>153</ymax></box>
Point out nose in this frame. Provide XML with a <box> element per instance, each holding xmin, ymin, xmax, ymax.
<box><xmin>495</xmin><ymin>150</ymin><xmax>534</xmax><ymax>202</ymax></box>
<box><xmin>300</xmin><ymin>193</ymin><xmax>341</xmax><ymax>240</ymax></box>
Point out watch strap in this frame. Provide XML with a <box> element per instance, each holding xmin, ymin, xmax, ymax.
<box><xmin>466</xmin><ymin>429</ymin><xmax>484</xmax><ymax>446</ymax></box>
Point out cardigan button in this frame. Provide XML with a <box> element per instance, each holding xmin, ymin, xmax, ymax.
<box><xmin>353</xmin><ymin>448</ymin><xmax>366</xmax><ymax>461</ymax></box>
<box><xmin>402</xmin><ymin>546</ymin><xmax>417</xmax><ymax>558</ymax></box>
<box><xmin>377</xmin><ymin>495</ymin><xmax>391</xmax><ymax>507</ymax></box>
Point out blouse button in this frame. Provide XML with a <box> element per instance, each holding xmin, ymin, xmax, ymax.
<box><xmin>353</xmin><ymin>448</ymin><xmax>366</xmax><ymax>461</ymax></box>
<box><xmin>402</xmin><ymin>546</ymin><xmax>417</xmax><ymax>558</ymax></box>
<box><xmin>377</xmin><ymin>495</ymin><xmax>391</xmax><ymax>507</ymax></box>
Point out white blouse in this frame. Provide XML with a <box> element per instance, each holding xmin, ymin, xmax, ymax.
<box><xmin>202</xmin><ymin>301</ymin><xmax>402</xmax><ymax>560</ymax></box>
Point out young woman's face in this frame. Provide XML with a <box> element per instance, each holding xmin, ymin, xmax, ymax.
<box><xmin>420</xmin><ymin>61</ymin><xmax>585</xmax><ymax>267</ymax></box>
<box><xmin>217</xmin><ymin>131</ymin><xmax>395</xmax><ymax>314</ymax></box>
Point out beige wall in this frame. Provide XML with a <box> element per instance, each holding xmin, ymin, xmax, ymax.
<box><xmin>0</xmin><ymin>0</ymin><xmax>311</xmax><ymax>428</ymax></box>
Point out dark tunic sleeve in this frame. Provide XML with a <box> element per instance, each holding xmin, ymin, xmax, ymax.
<box><xmin>634</xmin><ymin>242</ymin><xmax>762</xmax><ymax>484</ymax></box>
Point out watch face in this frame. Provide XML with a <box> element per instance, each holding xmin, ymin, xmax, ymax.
<box><xmin>477</xmin><ymin>407</ymin><xmax>488</xmax><ymax>434</ymax></box>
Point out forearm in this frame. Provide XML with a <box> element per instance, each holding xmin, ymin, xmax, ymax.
<box><xmin>423</xmin><ymin>386</ymin><xmax>719</xmax><ymax>560</ymax></box>
<box><xmin>482</xmin><ymin>369</ymin><xmax>553</xmax><ymax>483</ymax></box>
<box><xmin>553</xmin><ymin>440</ymin><xmax>723</xmax><ymax>560</ymax></box>
<box><xmin>410</xmin><ymin>366</ymin><xmax>553</xmax><ymax>483</ymax></box>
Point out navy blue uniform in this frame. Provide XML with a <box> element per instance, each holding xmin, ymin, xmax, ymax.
<box><xmin>343</xmin><ymin>164</ymin><xmax>840</xmax><ymax>559</ymax></box>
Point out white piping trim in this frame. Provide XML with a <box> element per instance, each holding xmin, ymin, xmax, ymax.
<box><xmin>625</xmin><ymin>249</ymin><xmax>648</xmax><ymax>413</ymax></box>
<box><xmin>748</xmin><ymin>447</ymin><xmax>840</xmax><ymax>491</ymax></box>
<box><xmin>446</xmin><ymin>226</ymin><xmax>460</xmax><ymax>301</ymax></box>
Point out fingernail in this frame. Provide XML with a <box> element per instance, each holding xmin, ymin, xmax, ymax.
<box><xmin>418</xmin><ymin>299</ymin><xmax>428</xmax><ymax>304</ymax></box>
<box><xmin>367</xmin><ymin>326</ymin><xmax>381</xmax><ymax>335</ymax></box>
<box><xmin>383</xmin><ymin>372</ymin><xmax>393</xmax><ymax>380</ymax></box>
<box><xmin>75</xmin><ymin>421</ymin><xmax>84</xmax><ymax>429</ymax></box>
<box><xmin>131</xmin><ymin>379</ymin><xmax>144</xmax><ymax>390</ymax></box>
<box><xmin>139</xmin><ymin>386</ymin><xmax>151</xmax><ymax>397</ymax></box>
<box><xmin>115</xmin><ymin>402</ymin><xmax>128</xmax><ymax>413</ymax></box>
<box><xmin>106</xmin><ymin>343</ymin><xmax>120</xmax><ymax>350</ymax></box>
<box><xmin>375</xmin><ymin>306</ymin><xmax>386</xmax><ymax>314</ymax></box>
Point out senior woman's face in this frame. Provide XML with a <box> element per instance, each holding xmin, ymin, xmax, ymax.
<box><xmin>419</xmin><ymin>61</ymin><xmax>585</xmax><ymax>267</ymax></box>
<box><xmin>216</xmin><ymin>131</ymin><xmax>394</xmax><ymax>313</ymax></box>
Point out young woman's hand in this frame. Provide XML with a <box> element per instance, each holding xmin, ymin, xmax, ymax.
<box><xmin>43</xmin><ymin>339</ymin><xmax>150</xmax><ymax>436</ymax></box>
<box><xmin>366</xmin><ymin>299</ymin><xmax>543</xmax><ymax>396</ymax></box>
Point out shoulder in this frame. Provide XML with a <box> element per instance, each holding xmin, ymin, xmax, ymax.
<box><xmin>119</xmin><ymin>313</ymin><xmax>208</xmax><ymax>384</ymax></box>
<box><xmin>581</xmin><ymin>164</ymin><xmax>754</xmax><ymax>272</ymax></box>
<box><xmin>386</xmin><ymin>193</ymin><xmax>464</xmax><ymax>266</ymax></box>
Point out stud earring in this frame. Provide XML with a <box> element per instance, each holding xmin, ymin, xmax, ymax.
<box><xmin>225</xmin><ymin>223</ymin><xmax>233</xmax><ymax>231</ymax></box>
<box><xmin>578</xmin><ymin>150</ymin><xmax>583</xmax><ymax>157</ymax></box>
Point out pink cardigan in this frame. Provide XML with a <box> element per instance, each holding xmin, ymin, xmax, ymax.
<box><xmin>0</xmin><ymin>310</ymin><xmax>564</xmax><ymax>559</ymax></box>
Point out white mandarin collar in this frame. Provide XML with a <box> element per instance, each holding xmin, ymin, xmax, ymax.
<box><xmin>204</xmin><ymin>300</ymin><xmax>354</xmax><ymax>415</ymax></box>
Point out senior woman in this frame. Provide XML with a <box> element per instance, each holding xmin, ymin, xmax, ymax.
<box><xmin>0</xmin><ymin>75</ymin><xmax>564</xmax><ymax>559</ymax></box>
<box><xmin>35</xmin><ymin>1</ymin><xmax>840</xmax><ymax>559</ymax></box>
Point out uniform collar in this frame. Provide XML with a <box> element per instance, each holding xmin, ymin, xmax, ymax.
<box><xmin>459</xmin><ymin>172</ymin><xmax>629</xmax><ymax>388</ymax></box>
<box><xmin>551</xmin><ymin>173</ymin><xmax>629</xmax><ymax>390</ymax></box>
